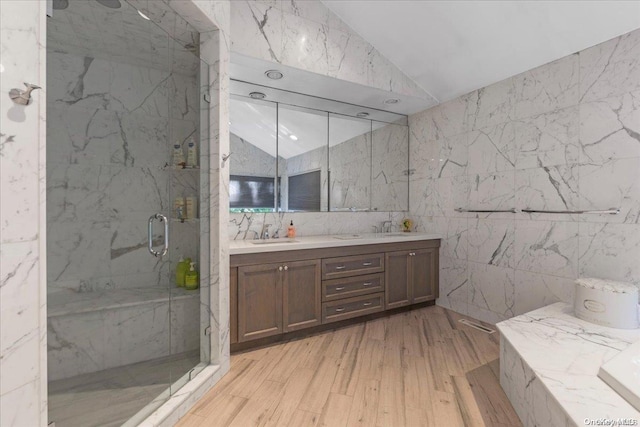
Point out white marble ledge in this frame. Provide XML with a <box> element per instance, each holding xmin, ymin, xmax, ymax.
<box><xmin>497</xmin><ymin>303</ymin><xmax>640</xmax><ymax>425</ymax></box>
<box><xmin>229</xmin><ymin>232</ymin><xmax>441</xmax><ymax>255</ymax></box>
<box><xmin>48</xmin><ymin>287</ymin><xmax>199</xmax><ymax>317</ymax></box>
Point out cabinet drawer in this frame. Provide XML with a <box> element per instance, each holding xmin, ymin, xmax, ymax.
<box><xmin>322</xmin><ymin>253</ymin><xmax>384</xmax><ymax>280</ymax></box>
<box><xmin>322</xmin><ymin>273</ymin><xmax>384</xmax><ymax>302</ymax></box>
<box><xmin>322</xmin><ymin>292</ymin><xmax>384</xmax><ymax>324</ymax></box>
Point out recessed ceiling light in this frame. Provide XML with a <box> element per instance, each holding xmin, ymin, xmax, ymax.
<box><xmin>249</xmin><ymin>92</ymin><xmax>266</xmax><ymax>100</ymax></box>
<box><xmin>137</xmin><ymin>9</ymin><xmax>151</xmax><ymax>20</ymax></box>
<box><xmin>289</xmin><ymin>135</ymin><xmax>298</xmax><ymax>141</ymax></box>
<box><xmin>384</xmin><ymin>98</ymin><xmax>400</xmax><ymax>104</ymax></box>
<box><xmin>265</xmin><ymin>70</ymin><xmax>284</xmax><ymax>80</ymax></box>
<box><xmin>356</xmin><ymin>112</ymin><xmax>369</xmax><ymax>118</ymax></box>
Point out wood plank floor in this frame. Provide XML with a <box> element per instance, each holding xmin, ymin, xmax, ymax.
<box><xmin>178</xmin><ymin>305</ymin><xmax>522</xmax><ymax>427</ymax></box>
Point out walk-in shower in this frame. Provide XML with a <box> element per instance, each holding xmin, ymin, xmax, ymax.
<box><xmin>46</xmin><ymin>0</ymin><xmax>212</xmax><ymax>425</ymax></box>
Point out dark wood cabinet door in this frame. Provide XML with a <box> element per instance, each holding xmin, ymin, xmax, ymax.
<box><xmin>283</xmin><ymin>259</ymin><xmax>321</xmax><ymax>332</ymax></box>
<box><xmin>411</xmin><ymin>248</ymin><xmax>438</xmax><ymax>303</ymax></box>
<box><xmin>385</xmin><ymin>250</ymin><xmax>411</xmax><ymax>309</ymax></box>
<box><xmin>230</xmin><ymin>267</ymin><xmax>238</xmax><ymax>344</ymax></box>
<box><xmin>237</xmin><ymin>263</ymin><xmax>283</xmax><ymax>342</ymax></box>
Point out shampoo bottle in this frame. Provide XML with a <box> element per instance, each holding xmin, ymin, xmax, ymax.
<box><xmin>185</xmin><ymin>195</ymin><xmax>198</xmax><ymax>220</ymax></box>
<box><xmin>186</xmin><ymin>138</ymin><xmax>198</xmax><ymax>168</ymax></box>
<box><xmin>174</xmin><ymin>197</ymin><xmax>185</xmax><ymax>220</ymax></box>
<box><xmin>287</xmin><ymin>220</ymin><xmax>296</xmax><ymax>238</ymax></box>
<box><xmin>185</xmin><ymin>262</ymin><xmax>199</xmax><ymax>290</ymax></box>
<box><xmin>172</xmin><ymin>142</ymin><xmax>185</xmax><ymax>167</ymax></box>
<box><xmin>175</xmin><ymin>256</ymin><xmax>189</xmax><ymax>287</ymax></box>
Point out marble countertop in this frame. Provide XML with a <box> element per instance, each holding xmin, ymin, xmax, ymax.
<box><xmin>229</xmin><ymin>232</ymin><xmax>441</xmax><ymax>255</ymax></box>
<box><xmin>497</xmin><ymin>303</ymin><xmax>640</xmax><ymax>424</ymax></box>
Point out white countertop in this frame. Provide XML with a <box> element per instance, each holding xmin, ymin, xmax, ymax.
<box><xmin>497</xmin><ymin>303</ymin><xmax>640</xmax><ymax>425</ymax></box>
<box><xmin>229</xmin><ymin>232</ymin><xmax>441</xmax><ymax>255</ymax></box>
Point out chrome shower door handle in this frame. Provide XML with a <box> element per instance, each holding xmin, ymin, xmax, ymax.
<box><xmin>148</xmin><ymin>213</ymin><xmax>169</xmax><ymax>257</ymax></box>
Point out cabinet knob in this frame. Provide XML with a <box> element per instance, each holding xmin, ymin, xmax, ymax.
<box><xmin>409</xmin><ymin>252</ymin><xmax>416</xmax><ymax>256</ymax></box>
<box><xmin>284</xmin><ymin>265</ymin><xmax>288</xmax><ymax>271</ymax></box>
<box><xmin>278</xmin><ymin>266</ymin><xmax>283</xmax><ymax>271</ymax></box>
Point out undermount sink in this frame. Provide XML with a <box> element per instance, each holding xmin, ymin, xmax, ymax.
<box><xmin>333</xmin><ymin>234</ymin><xmax>364</xmax><ymax>240</ymax></box>
<box><xmin>250</xmin><ymin>239</ymin><xmax>298</xmax><ymax>245</ymax></box>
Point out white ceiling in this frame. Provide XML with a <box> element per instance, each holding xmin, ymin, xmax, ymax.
<box><xmin>323</xmin><ymin>1</ymin><xmax>640</xmax><ymax>102</ymax></box>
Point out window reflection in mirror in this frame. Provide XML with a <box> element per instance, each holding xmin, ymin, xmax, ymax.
<box><xmin>277</xmin><ymin>104</ymin><xmax>329</xmax><ymax>212</ymax></box>
<box><xmin>229</xmin><ymin>96</ymin><xmax>277</xmax><ymax>212</ymax></box>
<box><xmin>328</xmin><ymin>114</ymin><xmax>372</xmax><ymax>211</ymax></box>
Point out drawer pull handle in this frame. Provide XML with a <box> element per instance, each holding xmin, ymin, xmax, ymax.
<box><xmin>335</xmin><ymin>287</ymin><xmax>346</xmax><ymax>291</ymax></box>
<box><xmin>335</xmin><ymin>307</ymin><xmax>345</xmax><ymax>312</ymax></box>
<box><xmin>335</xmin><ymin>265</ymin><xmax>346</xmax><ymax>270</ymax></box>
<box><xmin>363</xmin><ymin>282</ymin><xmax>373</xmax><ymax>286</ymax></box>
<box><xmin>363</xmin><ymin>302</ymin><xmax>373</xmax><ymax>307</ymax></box>
<box><xmin>362</xmin><ymin>262</ymin><xmax>373</xmax><ymax>266</ymax></box>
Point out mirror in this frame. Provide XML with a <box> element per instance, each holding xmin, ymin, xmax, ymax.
<box><xmin>278</xmin><ymin>104</ymin><xmax>328</xmax><ymax>212</ymax></box>
<box><xmin>371</xmin><ymin>121</ymin><xmax>409</xmax><ymax>211</ymax></box>
<box><xmin>329</xmin><ymin>114</ymin><xmax>372</xmax><ymax>211</ymax></box>
<box><xmin>229</xmin><ymin>96</ymin><xmax>277</xmax><ymax>212</ymax></box>
<box><xmin>229</xmin><ymin>82</ymin><xmax>409</xmax><ymax>213</ymax></box>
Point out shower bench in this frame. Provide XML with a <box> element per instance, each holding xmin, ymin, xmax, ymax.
<box><xmin>497</xmin><ymin>302</ymin><xmax>640</xmax><ymax>427</ymax></box>
<box><xmin>47</xmin><ymin>287</ymin><xmax>200</xmax><ymax>381</ymax></box>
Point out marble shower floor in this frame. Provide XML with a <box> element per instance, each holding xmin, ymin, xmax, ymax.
<box><xmin>48</xmin><ymin>350</ymin><xmax>200</xmax><ymax>427</ymax></box>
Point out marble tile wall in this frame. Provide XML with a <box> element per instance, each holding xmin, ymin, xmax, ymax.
<box><xmin>0</xmin><ymin>1</ymin><xmax>48</xmax><ymax>426</ymax></box>
<box><xmin>229</xmin><ymin>0</ymin><xmax>434</xmax><ymax>101</ymax></box>
<box><xmin>46</xmin><ymin>50</ymin><xmax>200</xmax><ymax>297</ymax></box>
<box><xmin>410</xmin><ymin>27</ymin><xmax>640</xmax><ymax>325</ymax></box>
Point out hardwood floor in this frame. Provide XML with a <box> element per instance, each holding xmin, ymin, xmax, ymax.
<box><xmin>178</xmin><ymin>305</ymin><xmax>522</xmax><ymax>427</ymax></box>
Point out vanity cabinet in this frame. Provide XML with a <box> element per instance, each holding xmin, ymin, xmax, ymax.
<box><xmin>236</xmin><ymin>259</ymin><xmax>321</xmax><ymax>343</ymax></box>
<box><xmin>385</xmin><ymin>248</ymin><xmax>438</xmax><ymax>310</ymax></box>
<box><xmin>231</xmin><ymin>238</ymin><xmax>440</xmax><ymax>348</ymax></box>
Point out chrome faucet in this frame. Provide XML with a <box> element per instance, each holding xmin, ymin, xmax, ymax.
<box><xmin>381</xmin><ymin>220</ymin><xmax>392</xmax><ymax>233</ymax></box>
<box><xmin>260</xmin><ymin>223</ymin><xmax>272</xmax><ymax>240</ymax></box>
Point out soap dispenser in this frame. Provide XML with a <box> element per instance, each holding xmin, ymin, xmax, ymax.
<box><xmin>287</xmin><ymin>220</ymin><xmax>296</xmax><ymax>238</ymax></box>
<box><xmin>185</xmin><ymin>262</ymin><xmax>199</xmax><ymax>290</ymax></box>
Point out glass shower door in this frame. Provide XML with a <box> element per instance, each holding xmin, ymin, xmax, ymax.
<box><xmin>46</xmin><ymin>1</ymin><xmax>209</xmax><ymax>426</ymax></box>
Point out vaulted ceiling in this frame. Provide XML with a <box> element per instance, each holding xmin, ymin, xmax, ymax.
<box><xmin>323</xmin><ymin>1</ymin><xmax>640</xmax><ymax>102</ymax></box>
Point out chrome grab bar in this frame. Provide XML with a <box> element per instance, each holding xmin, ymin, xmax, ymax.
<box><xmin>148</xmin><ymin>213</ymin><xmax>169</xmax><ymax>257</ymax></box>
<box><xmin>455</xmin><ymin>208</ymin><xmax>518</xmax><ymax>213</ymax></box>
<box><xmin>521</xmin><ymin>208</ymin><xmax>620</xmax><ymax>215</ymax></box>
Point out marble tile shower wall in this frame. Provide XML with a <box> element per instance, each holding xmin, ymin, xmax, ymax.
<box><xmin>409</xmin><ymin>28</ymin><xmax>640</xmax><ymax>324</ymax></box>
<box><xmin>47</xmin><ymin>50</ymin><xmax>200</xmax><ymax>294</ymax></box>
<box><xmin>230</xmin><ymin>0</ymin><xmax>433</xmax><ymax>100</ymax></box>
<box><xmin>0</xmin><ymin>1</ymin><xmax>47</xmax><ymax>425</ymax></box>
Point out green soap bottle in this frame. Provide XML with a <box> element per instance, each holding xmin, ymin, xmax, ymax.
<box><xmin>176</xmin><ymin>257</ymin><xmax>191</xmax><ymax>287</ymax></box>
<box><xmin>185</xmin><ymin>262</ymin><xmax>199</xmax><ymax>290</ymax></box>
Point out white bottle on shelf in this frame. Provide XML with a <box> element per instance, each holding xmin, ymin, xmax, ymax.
<box><xmin>186</xmin><ymin>138</ymin><xmax>198</xmax><ymax>168</ymax></box>
<box><xmin>172</xmin><ymin>141</ymin><xmax>185</xmax><ymax>167</ymax></box>
<box><xmin>185</xmin><ymin>195</ymin><xmax>198</xmax><ymax>219</ymax></box>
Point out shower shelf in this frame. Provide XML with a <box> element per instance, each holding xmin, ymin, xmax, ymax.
<box><xmin>172</xmin><ymin>218</ymin><xmax>200</xmax><ymax>223</ymax></box>
<box><xmin>163</xmin><ymin>165</ymin><xmax>200</xmax><ymax>171</ymax></box>
<box><xmin>48</xmin><ymin>287</ymin><xmax>199</xmax><ymax>318</ymax></box>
